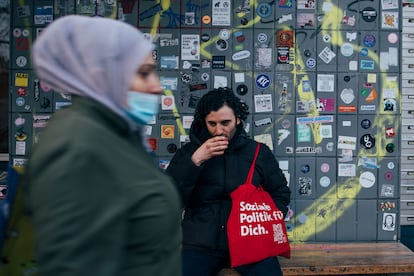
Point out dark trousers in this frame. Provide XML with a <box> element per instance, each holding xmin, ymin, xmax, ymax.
<box><xmin>182</xmin><ymin>248</ymin><xmax>283</xmax><ymax>276</ymax></box>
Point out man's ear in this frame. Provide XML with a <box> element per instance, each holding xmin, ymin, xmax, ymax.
<box><xmin>236</xmin><ymin>117</ymin><xmax>241</xmax><ymax>125</ymax></box>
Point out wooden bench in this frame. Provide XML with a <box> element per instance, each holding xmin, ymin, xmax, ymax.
<box><xmin>218</xmin><ymin>242</ymin><xmax>414</xmax><ymax>275</ymax></box>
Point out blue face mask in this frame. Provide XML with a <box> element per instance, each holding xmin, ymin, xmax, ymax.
<box><xmin>124</xmin><ymin>91</ymin><xmax>160</xmax><ymax>125</ymax></box>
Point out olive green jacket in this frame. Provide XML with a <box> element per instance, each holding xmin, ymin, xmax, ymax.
<box><xmin>24</xmin><ymin>96</ymin><xmax>181</xmax><ymax>276</ymax></box>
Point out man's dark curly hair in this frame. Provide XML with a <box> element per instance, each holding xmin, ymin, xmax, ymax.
<box><xmin>193</xmin><ymin>87</ymin><xmax>249</xmax><ymax>125</ymax></box>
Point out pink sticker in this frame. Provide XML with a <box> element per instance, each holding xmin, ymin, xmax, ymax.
<box><xmin>320</xmin><ymin>163</ymin><xmax>330</xmax><ymax>173</ymax></box>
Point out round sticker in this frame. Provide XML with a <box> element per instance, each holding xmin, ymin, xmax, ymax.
<box><xmin>236</xmin><ymin>84</ymin><xmax>248</xmax><ymax>96</ymax></box>
<box><xmin>360</xmin><ymin>134</ymin><xmax>375</xmax><ymax>149</ymax></box>
<box><xmin>340</xmin><ymin>43</ymin><xmax>354</xmax><ymax>57</ymax></box>
<box><xmin>15</xmin><ymin>56</ymin><xmax>27</xmax><ymax>67</ymax></box>
<box><xmin>360</xmin><ymin>119</ymin><xmax>371</xmax><ymax>129</ymax></box>
<box><xmin>219</xmin><ymin>29</ymin><xmax>230</xmax><ymax>40</ymax></box>
<box><xmin>256</xmin><ymin>3</ymin><xmax>272</xmax><ymax>18</ymax></box>
<box><xmin>14</xmin><ymin>116</ymin><xmax>25</xmax><ymax>126</ymax></box>
<box><xmin>304</xmin><ymin>49</ymin><xmax>312</xmax><ymax>57</ymax></box>
<box><xmin>282</xmin><ymin>119</ymin><xmax>291</xmax><ymax>129</ymax></box>
<box><xmin>320</xmin><ymin>163</ymin><xmax>330</xmax><ymax>173</ymax></box>
<box><xmin>340</xmin><ymin>88</ymin><xmax>355</xmax><ymax>104</ymax></box>
<box><xmin>386</xmin><ymin>143</ymin><xmax>395</xmax><ymax>153</ymax></box>
<box><xmin>360</xmin><ymin>48</ymin><xmax>369</xmax><ymax>56</ymax></box>
<box><xmin>201</xmin><ymin>33</ymin><xmax>210</xmax><ymax>42</ymax></box>
<box><xmin>255</xmin><ymin>74</ymin><xmax>271</xmax><ymax>89</ymax></box>
<box><xmin>167</xmin><ymin>143</ymin><xmax>177</xmax><ymax>154</ymax></box>
<box><xmin>22</xmin><ymin>29</ymin><xmax>30</xmax><ymax>37</ymax></box>
<box><xmin>363</xmin><ymin>34</ymin><xmax>376</xmax><ymax>48</ymax></box>
<box><xmin>388</xmin><ymin>32</ymin><xmax>398</xmax><ymax>44</ymax></box>
<box><xmin>202</xmin><ymin>15</ymin><xmax>211</xmax><ymax>24</ymax></box>
<box><xmin>359</xmin><ymin>171</ymin><xmax>376</xmax><ymax>188</ymax></box>
<box><xmin>306</xmin><ymin>58</ymin><xmax>316</xmax><ymax>68</ymax></box>
<box><xmin>215</xmin><ymin>39</ymin><xmax>228</xmax><ymax>51</ymax></box>
<box><xmin>361</xmin><ymin>7</ymin><xmax>377</xmax><ymax>22</ymax></box>
<box><xmin>241</xmin><ymin>18</ymin><xmax>248</xmax><ymax>25</ymax></box>
<box><xmin>319</xmin><ymin>176</ymin><xmax>331</xmax><ymax>188</ymax></box>
<box><xmin>298</xmin><ymin>214</ymin><xmax>307</xmax><ymax>224</ymax></box>
<box><xmin>387</xmin><ymin>162</ymin><xmax>395</xmax><ymax>170</ymax></box>
<box><xmin>384</xmin><ymin>172</ymin><xmax>393</xmax><ymax>181</ymax></box>
<box><xmin>13</xmin><ymin>28</ymin><xmax>21</xmax><ymax>37</ymax></box>
<box><xmin>326</xmin><ymin>142</ymin><xmax>334</xmax><ymax>152</ymax></box>
<box><xmin>257</xmin><ymin>32</ymin><xmax>268</xmax><ymax>43</ymax></box>
<box><xmin>16</xmin><ymin>97</ymin><xmax>25</xmax><ymax>106</ymax></box>
<box><xmin>301</xmin><ymin>164</ymin><xmax>310</xmax><ymax>174</ymax></box>
<box><xmin>344</xmin><ymin>75</ymin><xmax>351</xmax><ymax>82</ymax></box>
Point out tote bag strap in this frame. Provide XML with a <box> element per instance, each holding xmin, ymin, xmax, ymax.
<box><xmin>245</xmin><ymin>143</ymin><xmax>261</xmax><ymax>184</ymax></box>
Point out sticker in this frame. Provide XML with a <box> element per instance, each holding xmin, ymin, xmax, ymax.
<box><xmin>201</xmin><ymin>33</ymin><xmax>210</xmax><ymax>42</ymax></box>
<box><xmin>384</xmin><ymin>172</ymin><xmax>393</xmax><ymax>181</ymax></box>
<box><xmin>15</xmin><ymin>97</ymin><xmax>25</xmax><ymax>106</ymax></box>
<box><xmin>13</xmin><ymin>28</ymin><xmax>22</xmax><ymax>37</ymax></box>
<box><xmin>276</xmin><ymin>30</ymin><xmax>294</xmax><ymax>47</ymax></box>
<box><xmin>232</xmin><ymin>50</ymin><xmax>250</xmax><ymax>60</ymax></box>
<box><xmin>277</xmin><ymin>47</ymin><xmax>290</xmax><ymax>64</ymax></box>
<box><xmin>161</xmin><ymin>125</ymin><xmax>175</xmax><ymax>139</ymax></box>
<box><xmin>323</xmin><ymin>34</ymin><xmax>331</xmax><ymax>43</ymax></box>
<box><xmin>255</xmin><ymin>74</ymin><xmax>271</xmax><ymax>89</ymax></box>
<box><xmin>382</xmin><ymin>213</ymin><xmax>395</xmax><ymax>231</ymax></box>
<box><xmin>202</xmin><ymin>15</ymin><xmax>211</xmax><ymax>24</ymax></box>
<box><xmin>385</xmin><ymin>127</ymin><xmax>395</xmax><ymax>138</ymax></box>
<box><xmin>236</xmin><ymin>84</ymin><xmax>248</xmax><ymax>95</ymax></box>
<box><xmin>363</xmin><ymin>34</ymin><xmax>376</xmax><ymax>47</ymax></box>
<box><xmin>240</xmin><ymin>18</ymin><xmax>248</xmax><ymax>25</ymax></box>
<box><xmin>254</xmin><ymin>118</ymin><xmax>272</xmax><ymax>127</ymax></box>
<box><xmin>387</xmin><ymin>32</ymin><xmax>398</xmax><ymax>44</ymax></box>
<box><xmin>301</xmin><ymin>164</ymin><xmax>310</xmax><ymax>173</ymax></box>
<box><xmin>257</xmin><ymin>32</ymin><xmax>268</xmax><ymax>43</ymax></box>
<box><xmin>319</xmin><ymin>176</ymin><xmax>331</xmax><ymax>188</ymax></box>
<box><xmin>340</xmin><ymin>43</ymin><xmax>354</xmax><ymax>57</ymax></box>
<box><xmin>161</xmin><ymin>95</ymin><xmax>175</xmax><ymax>110</ymax></box>
<box><xmin>306</xmin><ymin>58</ymin><xmax>316</xmax><ymax>68</ymax></box>
<box><xmin>382</xmin><ymin>12</ymin><xmax>398</xmax><ymax>29</ymax></box>
<box><xmin>359</xmin><ymin>171</ymin><xmax>376</xmax><ymax>188</ymax></box>
<box><xmin>298</xmin><ymin>176</ymin><xmax>312</xmax><ymax>196</ymax></box>
<box><xmin>318</xmin><ymin>47</ymin><xmax>336</xmax><ymax>64</ymax></box>
<box><xmin>215</xmin><ymin>39</ymin><xmax>228</xmax><ymax>51</ymax></box>
<box><xmin>386</xmin><ymin>143</ymin><xmax>395</xmax><ymax>153</ymax></box>
<box><xmin>360</xmin><ymin>134</ymin><xmax>375</xmax><ymax>149</ymax></box>
<box><xmin>148</xmin><ymin>138</ymin><xmax>157</xmax><ymax>151</ymax></box>
<box><xmin>234</xmin><ymin>31</ymin><xmax>245</xmax><ymax>42</ymax></box>
<box><xmin>212</xmin><ymin>56</ymin><xmax>225</xmax><ymax>69</ymax></box>
<box><xmin>281</xmin><ymin>119</ymin><xmax>291</xmax><ymax>129</ymax></box>
<box><xmin>212</xmin><ymin>0</ymin><xmax>231</xmax><ymax>26</ymax></box>
<box><xmin>381</xmin><ymin>184</ymin><xmax>394</xmax><ymax>197</ymax></box>
<box><xmin>257</xmin><ymin>48</ymin><xmax>272</xmax><ymax>67</ymax></box>
<box><xmin>219</xmin><ymin>29</ymin><xmax>230</xmax><ymax>40</ymax></box>
<box><xmin>254</xmin><ymin>94</ymin><xmax>273</xmax><ymax>112</ymax></box>
<box><xmin>384</xmin><ymin>98</ymin><xmax>396</xmax><ymax>112</ymax></box>
<box><xmin>361</xmin><ymin>7</ymin><xmax>377</xmax><ymax>22</ymax></box>
<box><xmin>256</xmin><ymin>2</ymin><xmax>272</xmax><ymax>18</ymax></box>
<box><xmin>320</xmin><ymin>163</ymin><xmax>330</xmax><ymax>173</ymax></box>
<box><xmin>360</xmin><ymin>119</ymin><xmax>371</xmax><ymax>129</ymax></box>
<box><xmin>14</xmin><ymin>115</ymin><xmax>25</xmax><ymax>126</ymax></box>
<box><xmin>167</xmin><ymin>143</ymin><xmax>177</xmax><ymax>154</ymax></box>
<box><xmin>340</xmin><ymin>88</ymin><xmax>355</xmax><ymax>104</ymax></box>
<box><xmin>387</xmin><ymin>162</ymin><xmax>395</xmax><ymax>170</ymax></box>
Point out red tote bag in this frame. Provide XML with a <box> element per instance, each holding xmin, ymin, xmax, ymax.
<box><xmin>227</xmin><ymin>143</ymin><xmax>290</xmax><ymax>268</ymax></box>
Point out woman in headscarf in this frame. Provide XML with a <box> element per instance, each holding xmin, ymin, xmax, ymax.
<box><xmin>24</xmin><ymin>15</ymin><xmax>181</xmax><ymax>276</ymax></box>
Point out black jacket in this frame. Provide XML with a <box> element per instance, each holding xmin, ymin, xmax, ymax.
<box><xmin>167</xmin><ymin>125</ymin><xmax>291</xmax><ymax>256</ymax></box>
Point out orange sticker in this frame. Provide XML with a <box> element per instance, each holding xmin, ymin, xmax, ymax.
<box><xmin>202</xmin><ymin>15</ymin><xmax>211</xmax><ymax>24</ymax></box>
<box><xmin>161</xmin><ymin>125</ymin><xmax>175</xmax><ymax>139</ymax></box>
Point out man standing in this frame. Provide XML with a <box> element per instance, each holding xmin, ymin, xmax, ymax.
<box><xmin>167</xmin><ymin>87</ymin><xmax>291</xmax><ymax>276</ymax></box>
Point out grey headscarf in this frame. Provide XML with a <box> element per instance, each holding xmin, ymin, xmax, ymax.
<box><xmin>32</xmin><ymin>15</ymin><xmax>154</xmax><ymax>126</ymax></box>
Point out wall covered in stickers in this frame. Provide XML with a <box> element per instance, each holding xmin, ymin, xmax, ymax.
<box><xmin>9</xmin><ymin>0</ymin><xmax>412</xmax><ymax>242</ymax></box>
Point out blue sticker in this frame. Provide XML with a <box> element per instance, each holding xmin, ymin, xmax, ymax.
<box><xmin>256</xmin><ymin>74</ymin><xmax>271</xmax><ymax>89</ymax></box>
<box><xmin>360</xmin><ymin>48</ymin><xmax>369</xmax><ymax>56</ymax></box>
<box><xmin>256</xmin><ymin>3</ymin><xmax>272</xmax><ymax>18</ymax></box>
<box><xmin>363</xmin><ymin>34</ymin><xmax>376</xmax><ymax>47</ymax></box>
<box><xmin>306</xmin><ymin>58</ymin><xmax>316</xmax><ymax>68</ymax></box>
